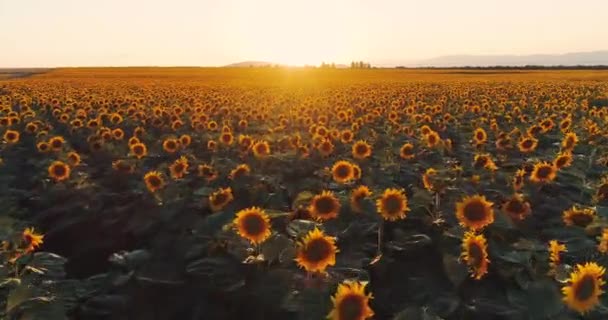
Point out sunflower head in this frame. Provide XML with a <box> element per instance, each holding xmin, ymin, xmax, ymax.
<box><xmin>209</xmin><ymin>187</ymin><xmax>234</xmax><ymax>212</ymax></box>
<box><xmin>399</xmin><ymin>143</ymin><xmax>415</xmax><ymax>160</ymax></box>
<box><xmin>48</xmin><ymin>161</ymin><xmax>71</xmax><ymax>182</ymax></box>
<box><xmin>22</xmin><ymin>227</ymin><xmax>44</xmax><ymax>253</ymax></box>
<box><xmin>179</xmin><ymin>134</ymin><xmax>192</xmax><ymax>147</ymax></box>
<box><xmin>229</xmin><ymin>164</ymin><xmax>251</xmax><ymax>180</ymax></box>
<box><xmin>597</xmin><ymin>229</ymin><xmax>608</xmax><ymax>254</ymax></box>
<box><xmin>562</xmin><ymin>132</ymin><xmax>578</xmax><ymax>150</ymax></box>
<box><xmin>252</xmin><ymin>140</ymin><xmax>271</xmax><ymax>159</ymax></box>
<box><xmin>512</xmin><ymin>169</ymin><xmax>526</xmax><ymax>191</ymax></box>
<box><xmin>169</xmin><ymin>156</ymin><xmax>189</xmax><ymax>180</ymax></box>
<box><xmin>220</xmin><ymin>132</ymin><xmax>234</xmax><ymax>145</ymax></box>
<box><xmin>3</xmin><ymin>130</ymin><xmax>19</xmax><ymax>144</ymax></box>
<box><xmin>518</xmin><ymin>136</ymin><xmax>538</xmax><ymax>153</ymax></box>
<box><xmin>473</xmin><ymin>127</ymin><xmax>487</xmax><ymax>144</ymax></box>
<box><xmin>562</xmin><ymin>262</ymin><xmax>606</xmax><ymax>314</ymax></box>
<box><xmin>144</xmin><ymin>171</ymin><xmax>165</xmax><ymax>193</ymax></box>
<box><xmin>352</xmin><ymin>140</ymin><xmax>372</xmax><ymax>159</ymax></box>
<box><xmin>49</xmin><ymin>136</ymin><xmax>65</xmax><ymax>151</ymax></box>
<box><xmin>318</xmin><ymin>138</ymin><xmax>335</xmax><ymax>157</ymax></box>
<box><xmin>548</xmin><ymin>240</ymin><xmax>567</xmax><ymax>272</ymax></box>
<box><xmin>328</xmin><ymin>280</ymin><xmax>374</xmax><ymax>320</ymax></box>
<box><xmin>554</xmin><ymin>151</ymin><xmax>573</xmax><ymax>169</ymax></box>
<box><xmin>350</xmin><ymin>186</ymin><xmax>372</xmax><ymax>213</ymax></box>
<box><xmin>460</xmin><ymin>231</ymin><xmax>490</xmax><ymax>280</ymax></box>
<box><xmin>130</xmin><ymin>143</ymin><xmax>148</xmax><ymax>159</ymax></box>
<box><xmin>422</xmin><ymin>168</ymin><xmax>437</xmax><ymax>191</ymax></box>
<box><xmin>376</xmin><ymin>188</ymin><xmax>409</xmax><ymax>221</ymax></box>
<box><xmin>456</xmin><ymin>194</ymin><xmax>494</xmax><ymax>231</ymax></box>
<box><xmin>425</xmin><ymin>131</ymin><xmax>440</xmax><ymax>148</ymax></box>
<box><xmin>66</xmin><ymin>151</ymin><xmax>81</xmax><ymax>166</ymax></box>
<box><xmin>332</xmin><ymin>160</ymin><xmax>355</xmax><ymax>184</ymax></box>
<box><xmin>112</xmin><ymin>160</ymin><xmax>135</xmax><ymax>174</ymax></box>
<box><xmin>501</xmin><ymin>194</ymin><xmax>531</xmax><ymax>221</ymax></box>
<box><xmin>233</xmin><ymin>207</ymin><xmax>271</xmax><ymax>245</ymax></box>
<box><xmin>563</xmin><ymin>206</ymin><xmax>596</xmax><ymax>227</ymax></box>
<box><xmin>309</xmin><ymin>191</ymin><xmax>341</xmax><ymax>221</ymax></box>
<box><xmin>163</xmin><ymin>138</ymin><xmax>180</xmax><ymax>153</ymax></box>
<box><xmin>198</xmin><ymin>164</ymin><xmax>218</xmax><ymax>182</ymax></box>
<box><xmin>295</xmin><ymin>228</ymin><xmax>338</xmax><ymax>273</ymax></box>
<box><xmin>529</xmin><ymin>161</ymin><xmax>557</xmax><ymax>184</ymax></box>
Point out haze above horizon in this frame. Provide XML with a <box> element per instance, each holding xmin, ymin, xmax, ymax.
<box><xmin>1</xmin><ymin>0</ymin><xmax>607</xmax><ymax>68</ymax></box>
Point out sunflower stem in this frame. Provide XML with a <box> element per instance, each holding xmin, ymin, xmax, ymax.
<box><xmin>377</xmin><ymin>220</ymin><xmax>384</xmax><ymax>256</ymax></box>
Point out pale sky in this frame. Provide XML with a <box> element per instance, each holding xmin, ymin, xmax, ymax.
<box><xmin>0</xmin><ymin>0</ymin><xmax>607</xmax><ymax>67</ymax></box>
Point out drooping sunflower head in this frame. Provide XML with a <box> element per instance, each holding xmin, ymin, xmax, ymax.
<box><xmin>562</xmin><ymin>262</ymin><xmax>606</xmax><ymax>314</ymax></box>
<box><xmin>22</xmin><ymin>227</ymin><xmax>44</xmax><ymax>253</ymax></box>
<box><xmin>554</xmin><ymin>151</ymin><xmax>573</xmax><ymax>169</ymax></box>
<box><xmin>229</xmin><ymin>164</ymin><xmax>251</xmax><ymax>180</ymax></box>
<box><xmin>332</xmin><ymin>160</ymin><xmax>355</xmax><ymax>184</ymax></box>
<box><xmin>352</xmin><ymin>140</ymin><xmax>372</xmax><ymax>159</ymax></box>
<box><xmin>529</xmin><ymin>161</ymin><xmax>557</xmax><ymax>184</ymax></box>
<box><xmin>350</xmin><ymin>186</ymin><xmax>372</xmax><ymax>213</ymax></box>
<box><xmin>144</xmin><ymin>171</ymin><xmax>164</xmax><ymax>193</ymax></box>
<box><xmin>562</xmin><ymin>132</ymin><xmax>578</xmax><ymax>150</ymax></box>
<box><xmin>501</xmin><ymin>194</ymin><xmax>531</xmax><ymax>221</ymax></box>
<box><xmin>422</xmin><ymin>168</ymin><xmax>437</xmax><ymax>191</ymax></box>
<box><xmin>456</xmin><ymin>194</ymin><xmax>494</xmax><ymax>231</ymax></box>
<box><xmin>130</xmin><ymin>142</ymin><xmax>148</xmax><ymax>159</ymax></box>
<box><xmin>548</xmin><ymin>240</ymin><xmax>567</xmax><ymax>271</ymax></box>
<box><xmin>233</xmin><ymin>207</ymin><xmax>271</xmax><ymax>245</ymax></box>
<box><xmin>352</xmin><ymin>164</ymin><xmax>362</xmax><ymax>180</ymax></box>
<box><xmin>460</xmin><ymin>231</ymin><xmax>490</xmax><ymax>280</ymax></box>
<box><xmin>309</xmin><ymin>191</ymin><xmax>341</xmax><ymax>221</ymax></box>
<box><xmin>518</xmin><ymin>135</ymin><xmax>538</xmax><ymax>153</ymax></box>
<box><xmin>48</xmin><ymin>161</ymin><xmax>71</xmax><ymax>182</ymax></box>
<box><xmin>209</xmin><ymin>187</ymin><xmax>234</xmax><ymax>212</ymax></box>
<box><xmin>295</xmin><ymin>228</ymin><xmax>338</xmax><ymax>273</ymax></box>
<box><xmin>597</xmin><ymin>229</ymin><xmax>608</xmax><ymax>254</ymax></box>
<box><xmin>399</xmin><ymin>143</ymin><xmax>415</xmax><ymax>160</ymax></box>
<box><xmin>328</xmin><ymin>280</ymin><xmax>374</xmax><ymax>320</ymax></box>
<box><xmin>563</xmin><ymin>206</ymin><xmax>596</xmax><ymax>228</ymax></box>
<box><xmin>252</xmin><ymin>140</ymin><xmax>271</xmax><ymax>159</ymax></box>
<box><xmin>376</xmin><ymin>188</ymin><xmax>410</xmax><ymax>221</ymax></box>
<box><xmin>169</xmin><ymin>156</ymin><xmax>189</xmax><ymax>180</ymax></box>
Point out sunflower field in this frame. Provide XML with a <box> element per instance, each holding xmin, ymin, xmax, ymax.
<box><xmin>1</xmin><ymin>68</ymin><xmax>608</xmax><ymax>319</ymax></box>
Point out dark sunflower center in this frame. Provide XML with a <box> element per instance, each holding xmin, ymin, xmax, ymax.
<box><xmin>355</xmin><ymin>145</ymin><xmax>368</xmax><ymax>154</ymax></box>
<box><xmin>402</xmin><ymin>146</ymin><xmax>412</xmax><ymax>155</ymax></box>
<box><xmin>148</xmin><ymin>176</ymin><xmax>161</xmax><ymax>187</ymax></box>
<box><xmin>222</xmin><ymin>134</ymin><xmax>232</xmax><ymax>142</ymax></box>
<box><xmin>315</xmin><ymin>197</ymin><xmax>336</xmax><ymax>215</ymax></box>
<box><xmin>338</xmin><ymin>294</ymin><xmax>364</xmax><ymax>320</ymax></box>
<box><xmin>571</xmin><ymin>213</ymin><xmax>593</xmax><ymax>227</ymax></box>
<box><xmin>536</xmin><ymin>166</ymin><xmax>552</xmax><ymax>179</ymax></box>
<box><xmin>383</xmin><ymin>195</ymin><xmax>403</xmax><ymax>215</ymax></box>
<box><xmin>213</xmin><ymin>193</ymin><xmax>227</xmax><ymax>205</ymax></box>
<box><xmin>463</xmin><ymin>200</ymin><xmax>488</xmax><ymax>222</ymax></box>
<box><xmin>335</xmin><ymin>165</ymin><xmax>351</xmax><ymax>179</ymax></box>
<box><xmin>475</xmin><ymin>157</ymin><xmax>489</xmax><ymax>168</ymax></box>
<box><xmin>476</xmin><ymin>132</ymin><xmax>484</xmax><ymax>140</ymax></box>
<box><xmin>574</xmin><ymin>275</ymin><xmax>597</xmax><ymax>301</ymax></box>
<box><xmin>53</xmin><ymin>165</ymin><xmax>66</xmax><ymax>176</ymax></box>
<box><xmin>522</xmin><ymin>140</ymin><xmax>533</xmax><ymax>149</ymax></box>
<box><xmin>556</xmin><ymin>157</ymin><xmax>568</xmax><ymax>167</ymax></box>
<box><xmin>304</xmin><ymin>238</ymin><xmax>331</xmax><ymax>263</ymax></box>
<box><xmin>51</xmin><ymin>140</ymin><xmax>62</xmax><ymax>148</ymax></box>
<box><xmin>134</xmin><ymin>146</ymin><xmax>144</xmax><ymax>154</ymax></box>
<box><xmin>428</xmin><ymin>135</ymin><xmax>437</xmax><ymax>144</ymax></box>
<box><xmin>468</xmin><ymin>243</ymin><xmax>484</xmax><ymax>268</ymax></box>
<box><xmin>174</xmin><ymin>163</ymin><xmax>185</xmax><ymax>173</ymax></box>
<box><xmin>242</xmin><ymin>214</ymin><xmax>265</xmax><ymax>236</ymax></box>
<box><xmin>256</xmin><ymin>145</ymin><xmax>268</xmax><ymax>154</ymax></box>
<box><xmin>506</xmin><ymin>199</ymin><xmax>525</xmax><ymax>214</ymax></box>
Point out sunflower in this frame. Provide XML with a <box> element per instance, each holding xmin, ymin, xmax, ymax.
<box><xmin>473</xmin><ymin>153</ymin><xmax>498</xmax><ymax>171</ymax></box>
<box><xmin>36</xmin><ymin>141</ymin><xmax>51</xmax><ymax>153</ymax></box>
<box><xmin>518</xmin><ymin>135</ymin><xmax>538</xmax><ymax>153</ymax></box>
<box><xmin>332</xmin><ymin>160</ymin><xmax>355</xmax><ymax>184</ymax></box>
<box><xmin>238</xmin><ymin>134</ymin><xmax>254</xmax><ymax>150</ymax></box>
<box><xmin>144</xmin><ymin>171</ymin><xmax>164</xmax><ymax>193</ymax></box>
<box><xmin>548</xmin><ymin>240</ymin><xmax>567</xmax><ymax>272</ymax></box>
<box><xmin>48</xmin><ymin>161</ymin><xmax>71</xmax><ymax>182</ymax></box>
<box><xmin>529</xmin><ymin>161</ymin><xmax>557</xmax><ymax>184</ymax></box>
<box><xmin>455</xmin><ymin>194</ymin><xmax>494</xmax><ymax>231</ymax></box>
<box><xmin>376</xmin><ymin>188</ymin><xmax>410</xmax><ymax>221</ymax></box>
<box><xmin>163</xmin><ymin>138</ymin><xmax>180</xmax><ymax>154</ymax></box>
<box><xmin>327</xmin><ymin>280</ymin><xmax>374</xmax><ymax>320</ymax></box>
<box><xmin>233</xmin><ymin>207</ymin><xmax>271</xmax><ymax>245</ymax></box>
<box><xmin>3</xmin><ymin>130</ymin><xmax>19</xmax><ymax>144</ymax></box>
<box><xmin>399</xmin><ymin>143</ymin><xmax>415</xmax><ymax>160</ymax></box>
<box><xmin>309</xmin><ymin>191</ymin><xmax>341</xmax><ymax>221</ymax></box>
<box><xmin>22</xmin><ymin>227</ymin><xmax>44</xmax><ymax>253</ymax></box>
<box><xmin>561</xmin><ymin>132</ymin><xmax>578</xmax><ymax>151</ymax></box>
<box><xmin>501</xmin><ymin>194</ymin><xmax>531</xmax><ymax>221</ymax></box>
<box><xmin>252</xmin><ymin>140</ymin><xmax>271</xmax><ymax>159</ymax></box>
<box><xmin>425</xmin><ymin>130</ymin><xmax>441</xmax><ymax>148</ymax></box>
<box><xmin>66</xmin><ymin>151</ymin><xmax>81</xmax><ymax>166</ymax></box>
<box><xmin>112</xmin><ymin>128</ymin><xmax>125</xmax><ymax>140</ymax></box>
<box><xmin>422</xmin><ymin>168</ymin><xmax>437</xmax><ymax>191</ymax></box>
<box><xmin>49</xmin><ymin>136</ymin><xmax>65</xmax><ymax>151</ymax></box>
<box><xmin>128</xmin><ymin>136</ymin><xmax>140</xmax><ymax>146</ymax></box>
<box><xmin>229</xmin><ymin>164</ymin><xmax>251</xmax><ymax>180</ymax></box>
<box><xmin>112</xmin><ymin>160</ymin><xmax>135</xmax><ymax>174</ymax></box>
<box><xmin>169</xmin><ymin>156</ymin><xmax>189</xmax><ymax>180</ymax></box>
<box><xmin>460</xmin><ymin>231</ymin><xmax>490</xmax><ymax>280</ymax></box>
<box><xmin>317</xmin><ymin>138</ymin><xmax>335</xmax><ymax>157</ymax></box>
<box><xmin>553</xmin><ymin>151</ymin><xmax>573</xmax><ymax>169</ymax></box>
<box><xmin>562</xmin><ymin>262</ymin><xmax>605</xmax><ymax>314</ymax></box>
<box><xmin>563</xmin><ymin>206</ymin><xmax>596</xmax><ymax>227</ymax></box>
<box><xmin>220</xmin><ymin>132</ymin><xmax>234</xmax><ymax>145</ymax></box>
<box><xmin>130</xmin><ymin>143</ymin><xmax>148</xmax><ymax>159</ymax></box>
<box><xmin>597</xmin><ymin>229</ymin><xmax>608</xmax><ymax>254</ymax></box>
<box><xmin>473</xmin><ymin>127</ymin><xmax>487</xmax><ymax>144</ymax></box>
<box><xmin>198</xmin><ymin>164</ymin><xmax>218</xmax><ymax>182</ymax></box>
<box><xmin>512</xmin><ymin>169</ymin><xmax>526</xmax><ymax>191</ymax></box>
<box><xmin>209</xmin><ymin>187</ymin><xmax>234</xmax><ymax>212</ymax></box>
<box><xmin>350</xmin><ymin>186</ymin><xmax>372</xmax><ymax>213</ymax></box>
<box><xmin>179</xmin><ymin>134</ymin><xmax>192</xmax><ymax>147</ymax></box>
<box><xmin>207</xmin><ymin>140</ymin><xmax>218</xmax><ymax>152</ymax></box>
<box><xmin>295</xmin><ymin>228</ymin><xmax>338</xmax><ymax>273</ymax></box>
<box><xmin>352</xmin><ymin>140</ymin><xmax>372</xmax><ymax>159</ymax></box>
<box><xmin>340</xmin><ymin>129</ymin><xmax>354</xmax><ymax>144</ymax></box>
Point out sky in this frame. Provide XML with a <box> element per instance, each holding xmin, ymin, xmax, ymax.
<box><xmin>0</xmin><ymin>0</ymin><xmax>607</xmax><ymax>67</ymax></box>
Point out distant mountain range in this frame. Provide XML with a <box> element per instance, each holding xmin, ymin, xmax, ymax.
<box><xmin>226</xmin><ymin>51</ymin><xmax>608</xmax><ymax>68</ymax></box>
